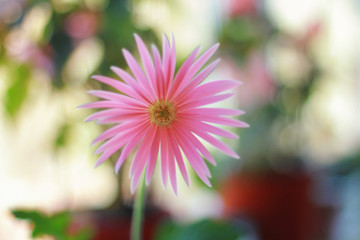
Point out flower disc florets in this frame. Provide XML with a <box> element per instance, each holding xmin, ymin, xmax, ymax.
<box><xmin>149</xmin><ymin>100</ymin><xmax>176</xmax><ymax>127</ymax></box>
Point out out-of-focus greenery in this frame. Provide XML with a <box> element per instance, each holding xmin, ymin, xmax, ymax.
<box><xmin>12</xmin><ymin>210</ymin><xmax>93</xmax><ymax>240</ymax></box>
<box><xmin>155</xmin><ymin>218</ymin><xmax>251</xmax><ymax>240</ymax></box>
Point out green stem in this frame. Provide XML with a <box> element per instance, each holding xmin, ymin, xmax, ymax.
<box><xmin>131</xmin><ymin>176</ymin><xmax>146</xmax><ymax>240</ymax></box>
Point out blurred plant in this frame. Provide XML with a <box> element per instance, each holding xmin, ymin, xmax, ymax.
<box><xmin>219</xmin><ymin>8</ymin><xmax>322</xmax><ymax>172</ymax></box>
<box><xmin>155</xmin><ymin>218</ymin><xmax>253</xmax><ymax>240</ymax></box>
<box><xmin>12</xmin><ymin>210</ymin><xmax>93</xmax><ymax>240</ymax></box>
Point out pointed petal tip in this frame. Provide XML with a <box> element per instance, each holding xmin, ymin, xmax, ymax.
<box><xmin>145</xmin><ymin>178</ymin><xmax>151</xmax><ymax>186</ymax></box>
<box><xmin>130</xmin><ymin>184</ymin><xmax>136</xmax><ymax>194</ymax></box>
<box><xmin>94</xmin><ymin>161</ymin><xmax>102</xmax><ymax>168</ymax></box>
<box><xmin>204</xmin><ymin>178</ymin><xmax>212</xmax><ymax>187</ymax></box>
<box><xmin>90</xmin><ymin>75</ymin><xmax>100</xmax><ymax>80</ymax></box>
<box><xmin>110</xmin><ymin>65</ymin><xmax>120</xmax><ymax>72</ymax></box>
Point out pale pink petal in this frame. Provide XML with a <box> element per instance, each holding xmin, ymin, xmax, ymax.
<box><xmin>195</xmin><ymin>131</ymin><xmax>240</xmax><ymax>159</ymax></box>
<box><xmin>172</xmin><ymin>59</ymin><xmax>220</xmax><ymax>103</ymax></box>
<box><xmin>130</xmin><ymin>125</ymin><xmax>157</xmax><ymax>177</ymax></box>
<box><xmin>181</xmin><ymin>119</ymin><xmax>238</xmax><ymax>139</ymax></box>
<box><xmin>88</xmin><ymin>90</ymin><xmax>148</xmax><ymax>107</ymax></box>
<box><xmin>97</xmin><ymin>114</ymin><xmax>149</xmax><ymax>124</ymax></box>
<box><xmin>173</xmin><ymin>126</ymin><xmax>212</xmax><ymax>182</ymax></box>
<box><xmin>180</xmin><ymin>93</ymin><xmax>234</xmax><ymax>108</ymax></box>
<box><xmin>134</xmin><ymin>34</ymin><xmax>156</xmax><ymax>82</ymax></box>
<box><xmin>115</xmin><ymin>127</ymin><xmax>149</xmax><ymax>173</ymax></box>
<box><xmin>173</xmin><ymin>44</ymin><xmax>219</xmax><ymax>97</ymax></box>
<box><xmin>111</xmin><ymin>66</ymin><xmax>152</xmax><ymax>103</ymax></box>
<box><xmin>191</xmin><ymin>80</ymin><xmax>241</xmax><ymax>98</ymax></box>
<box><xmin>162</xmin><ymin>35</ymin><xmax>171</xmax><ymax>90</ymax></box>
<box><xmin>92</xmin><ymin>121</ymin><xmax>141</xmax><ymax>145</ymax></box>
<box><xmin>79</xmin><ymin>100</ymin><xmax>148</xmax><ymax>110</ymax></box>
<box><xmin>95</xmin><ymin>121</ymin><xmax>149</xmax><ymax>154</ymax></box>
<box><xmin>169</xmin><ymin>34</ymin><xmax>176</xmax><ymax>86</ymax></box>
<box><xmin>160</xmin><ymin>128</ymin><xmax>169</xmax><ymax>188</ymax></box>
<box><xmin>85</xmin><ymin>109</ymin><xmax>145</xmax><ymax>122</ymax></box>
<box><xmin>183</xmin><ymin>108</ymin><xmax>244</xmax><ymax>116</ymax></box>
<box><xmin>194</xmin><ymin>115</ymin><xmax>249</xmax><ymax>127</ymax></box>
<box><xmin>167</xmin><ymin>129</ymin><xmax>190</xmax><ymax>186</ymax></box>
<box><xmin>175</xmin><ymin>124</ymin><xmax>216</xmax><ymax>165</ymax></box>
<box><xmin>122</xmin><ymin>49</ymin><xmax>154</xmax><ymax>98</ymax></box>
<box><xmin>130</xmin><ymin>125</ymin><xmax>158</xmax><ymax>192</ymax></box>
<box><xmin>95</xmin><ymin>130</ymin><xmax>137</xmax><ymax>166</ymax></box>
<box><xmin>91</xmin><ymin>75</ymin><xmax>140</xmax><ymax>100</ymax></box>
<box><xmin>151</xmin><ymin>45</ymin><xmax>165</xmax><ymax>99</ymax></box>
<box><xmin>167</xmin><ymin>139</ymin><xmax>178</xmax><ymax>195</ymax></box>
<box><xmin>145</xmin><ymin>127</ymin><xmax>161</xmax><ymax>184</ymax></box>
<box><xmin>166</xmin><ymin>46</ymin><xmax>201</xmax><ymax>98</ymax></box>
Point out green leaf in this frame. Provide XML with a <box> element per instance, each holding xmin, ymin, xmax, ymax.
<box><xmin>55</xmin><ymin>124</ymin><xmax>69</xmax><ymax>148</ymax></box>
<box><xmin>155</xmin><ymin>219</ymin><xmax>247</xmax><ymax>240</ymax></box>
<box><xmin>12</xmin><ymin>210</ymin><xmax>70</xmax><ymax>239</ymax></box>
<box><xmin>4</xmin><ymin>65</ymin><xmax>30</xmax><ymax>118</ymax></box>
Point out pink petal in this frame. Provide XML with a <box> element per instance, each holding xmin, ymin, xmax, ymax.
<box><xmin>130</xmin><ymin>125</ymin><xmax>157</xmax><ymax>176</ymax></box>
<box><xmin>162</xmin><ymin>35</ymin><xmax>171</xmax><ymax>91</ymax></box>
<box><xmin>95</xmin><ymin>121</ymin><xmax>149</xmax><ymax>154</ymax></box>
<box><xmin>176</xmin><ymin>124</ymin><xmax>216</xmax><ymax>165</ymax></box>
<box><xmin>85</xmin><ymin>109</ymin><xmax>146</xmax><ymax>122</ymax></box>
<box><xmin>166</xmin><ymin>46</ymin><xmax>201</xmax><ymax>98</ymax></box>
<box><xmin>95</xmin><ymin>124</ymin><xmax>146</xmax><ymax>167</ymax></box>
<box><xmin>181</xmin><ymin>119</ymin><xmax>238</xmax><ymax>139</ymax></box>
<box><xmin>130</xmin><ymin>125</ymin><xmax>158</xmax><ymax>193</ymax></box>
<box><xmin>145</xmin><ymin>127</ymin><xmax>161</xmax><ymax>184</ymax></box>
<box><xmin>160</xmin><ymin>128</ymin><xmax>169</xmax><ymax>188</ymax></box>
<box><xmin>194</xmin><ymin>115</ymin><xmax>249</xmax><ymax>127</ymax></box>
<box><xmin>184</xmin><ymin>108</ymin><xmax>245</xmax><ymax>116</ymax></box>
<box><xmin>172</xmin><ymin>59</ymin><xmax>220</xmax><ymax>103</ymax></box>
<box><xmin>122</xmin><ymin>49</ymin><xmax>154</xmax><ymax>99</ymax></box>
<box><xmin>173</xmin><ymin>126</ymin><xmax>212</xmax><ymax>186</ymax></box>
<box><xmin>97</xmin><ymin>114</ymin><xmax>149</xmax><ymax>124</ymax></box>
<box><xmin>192</xmin><ymin>80</ymin><xmax>241</xmax><ymax>98</ymax></box>
<box><xmin>111</xmin><ymin>66</ymin><xmax>152</xmax><ymax>103</ymax></box>
<box><xmin>194</xmin><ymin>131</ymin><xmax>240</xmax><ymax>159</ymax></box>
<box><xmin>167</xmin><ymin>138</ymin><xmax>178</xmax><ymax>195</ymax></box>
<box><xmin>169</xmin><ymin>34</ymin><xmax>176</xmax><ymax>87</ymax></box>
<box><xmin>167</xmin><ymin>128</ymin><xmax>190</xmax><ymax>186</ymax></box>
<box><xmin>88</xmin><ymin>90</ymin><xmax>148</xmax><ymax>107</ymax></box>
<box><xmin>134</xmin><ymin>34</ymin><xmax>156</xmax><ymax>82</ymax></box>
<box><xmin>91</xmin><ymin>75</ymin><xmax>140</xmax><ymax>100</ymax></box>
<box><xmin>180</xmin><ymin>93</ymin><xmax>234</xmax><ymax>108</ymax></box>
<box><xmin>115</xmin><ymin>127</ymin><xmax>149</xmax><ymax>173</ymax></box>
<box><xmin>151</xmin><ymin>45</ymin><xmax>165</xmax><ymax>99</ymax></box>
<box><xmin>173</xmin><ymin>43</ymin><xmax>219</xmax><ymax>97</ymax></box>
<box><xmin>80</xmin><ymin>100</ymin><xmax>147</xmax><ymax>110</ymax></box>
<box><xmin>92</xmin><ymin>121</ymin><xmax>141</xmax><ymax>145</ymax></box>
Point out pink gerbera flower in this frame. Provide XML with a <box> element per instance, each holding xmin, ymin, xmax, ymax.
<box><xmin>81</xmin><ymin>34</ymin><xmax>248</xmax><ymax>194</ymax></box>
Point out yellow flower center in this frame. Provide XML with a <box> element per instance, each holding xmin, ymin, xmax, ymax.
<box><xmin>149</xmin><ymin>100</ymin><xmax>176</xmax><ymax>126</ymax></box>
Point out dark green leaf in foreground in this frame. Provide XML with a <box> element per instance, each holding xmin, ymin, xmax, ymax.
<box><xmin>12</xmin><ymin>210</ymin><xmax>93</xmax><ymax>240</ymax></box>
<box><xmin>155</xmin><ymin>219</ymin><xmax>247</xmax><ymax>240</ymax></box>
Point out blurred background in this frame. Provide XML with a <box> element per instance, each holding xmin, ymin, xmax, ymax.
<box><xmin>0</xmin><ymin>0</ymin><xmax>360</xmax><ymax>239</ymax></box>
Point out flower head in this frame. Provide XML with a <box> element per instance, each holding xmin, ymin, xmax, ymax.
<box><xmin>81</xmin><ymin>34</ymin><xmax>248</xmax><ymax>194</ymax></box>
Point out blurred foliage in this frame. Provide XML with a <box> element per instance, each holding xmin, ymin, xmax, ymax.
<box><xmin>155</xmin><ymin>219</ymin><xmax>250</xmax><ymax>240</ymax></box>
<box><xmin>220</xmin><ymin>13</ymin><xmax>323</xmax><ymax>171</ymax></box>
<box><xmin>12</xmin><ymin>210</ymin><xmax>93</xmax><ymax>240</ymax></box>
<box><xmin>3</xmin><ymin>64</ymin><xmax>30</xmax><ymax>119</ymax></box>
